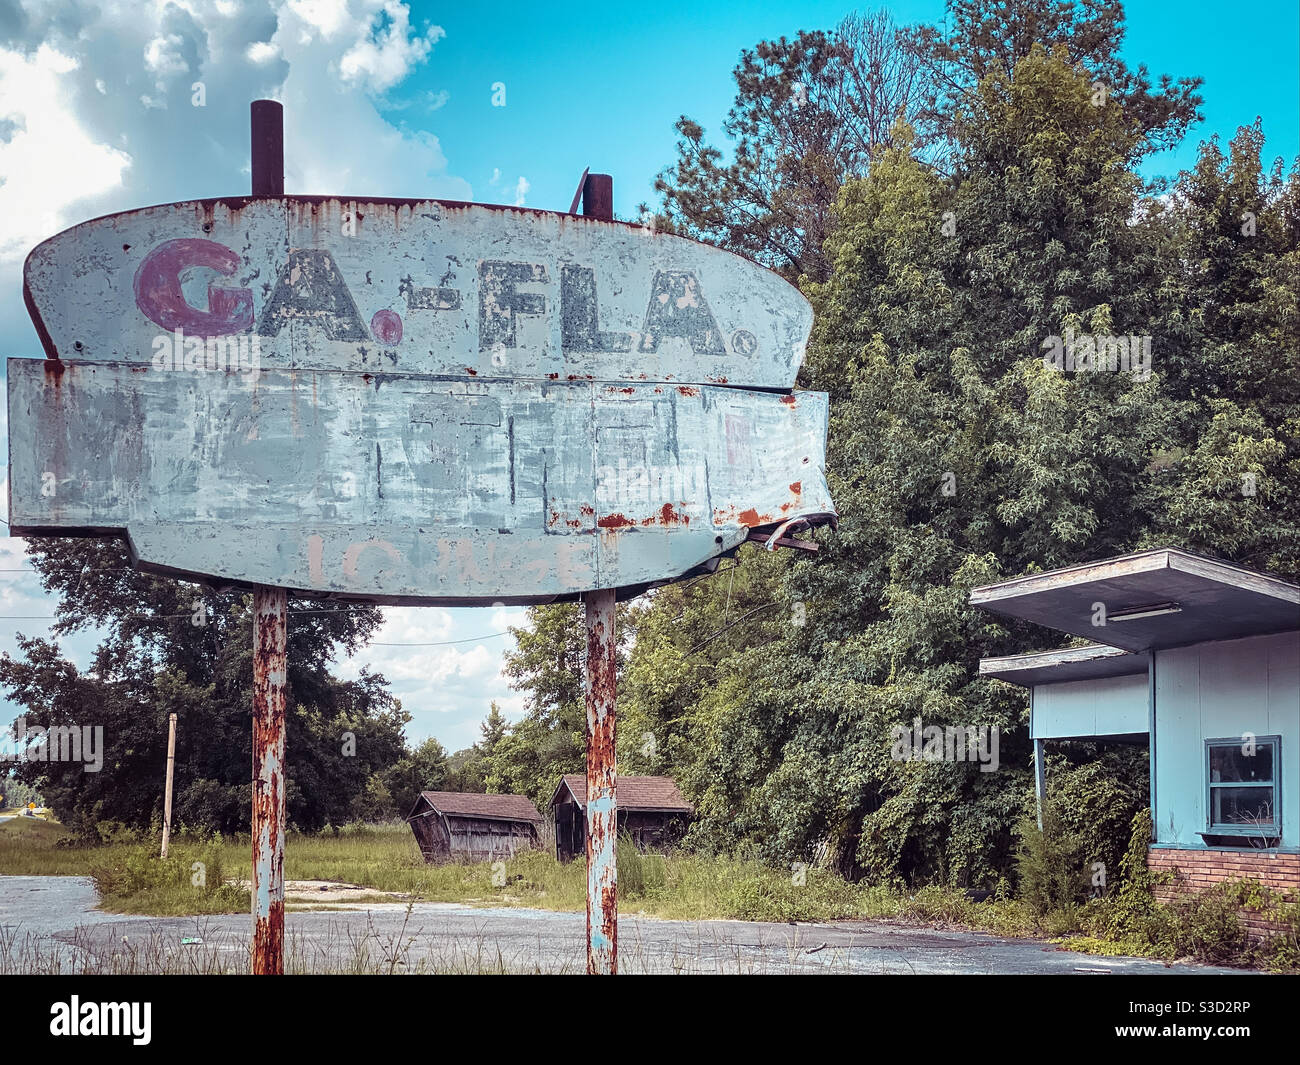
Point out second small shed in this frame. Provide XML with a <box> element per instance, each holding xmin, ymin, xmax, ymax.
<box><xmin>550</xmin><ymin>774</ymin><xmax>693</xmax><ymax>862</ymax></box>
<box><xmin>406</xmin><ymin>791</ymin><xmax>544</xmax><ymax>863</ymax></box>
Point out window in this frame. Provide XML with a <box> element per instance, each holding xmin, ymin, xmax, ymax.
<box><xmin>1205</xmin><ymin>736</ymin><xmax>1281</xmax><ymax>840</ymax></box>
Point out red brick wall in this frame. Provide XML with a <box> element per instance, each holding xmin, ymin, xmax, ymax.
<box><xmin>1148</xmin><ymin>846</ymin><xmax>1300</xmax><ymax>938</ymax></box>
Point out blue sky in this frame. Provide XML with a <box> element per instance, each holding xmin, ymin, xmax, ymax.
<box><xmin>386</xmin><ymin>0</ymin><xmax>1298</xmax><ymax>218</ymax></box>
<box><xmin>0</xmin><ymin>0</ymin><xmax>1296</xmax><ymax>758</ymax></box>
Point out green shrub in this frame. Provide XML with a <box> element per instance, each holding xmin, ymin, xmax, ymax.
<box><xmin>1080</xmin><ymin>808</ymin><xmax>1171</xmax><ymax>949</ymax></box>
<box><xmin>1168</xmin><ymin>885</ymin><xmax>1247</xmax><ymax>963</ymax></box>
<box><xmin>1014</xmin><ymin>801</ymin><xmax>1087</xmax><ymax>915</ymax></box>
<box><xmin>1224</xmin><ymin>880</ymin><xmax>1300</xmax><ymax>971</ymax></box>
<box><xmin>90</xmin><ymin>840</ymin><xmax>248</xmax><ymax>914</ymax></box>
<box><xmin>94</xmin><ymin>820</ymin><xmax>144</xmax><ymax>845</ymax></box>
<box><xmin>1039</xmin><ymin>904</ymin><xmax>1084</xmax><ymax>937</ymax></box>
<box><xmin>719</xmin><ymin>864</ymin><xmax>862</xmax><ymax>922</ymax></box>
<box><xmin>1049</xmin><ymin>745</ymin><xmax>1149</xmax><ymax>889</ymax></box>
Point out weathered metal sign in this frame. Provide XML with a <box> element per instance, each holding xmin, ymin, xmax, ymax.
<box><xmin>23</xmin><ymin>198</ymin><xmax>808</xmax><ymax>387</ymax></box>
<box><xmin>13</xmin><ymin>197</ymin><xmax>834</xmax><ymax>604</ymax></box>
<box><xmin>8</xmin><ymin>361</ymin><xmax>830</xmax><ymax>602</ymax></box>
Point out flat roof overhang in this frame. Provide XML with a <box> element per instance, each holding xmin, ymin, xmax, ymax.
<box><xmin>970</xmin><ymin>548</ymin><xmax>1300</xmax><ymax>652</ymax></box>
<box><xmin>979</xmin><ymin>644</ymin><xmax>1150</xmax><ymax>686</ymax></box>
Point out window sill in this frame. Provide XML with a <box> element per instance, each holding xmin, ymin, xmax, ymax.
<box><xmin>1198</xmin><ymin>830</ymin><xmax>1281</xmax><ymax>848</ymax></box>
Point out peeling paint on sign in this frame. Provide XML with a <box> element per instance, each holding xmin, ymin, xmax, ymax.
<box><xmin>13</xmin><ymin>197</ymin><xmax>834</xmax><ymax>603</ymax></box>
<box><xmin>8</xmin><ymin>360</ymin><xmax>832</xmax><ymax>603</ymax></box>
<box><xmin>24</xmin><ymin>198</ymin><xmax>811</xmax><ymax>388</ymax></box>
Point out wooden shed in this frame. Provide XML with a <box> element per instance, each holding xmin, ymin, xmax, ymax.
<box><xmin>550</xmin><ymin>774</ymin><xmax>693</xmax><ymax>862</ymax></box>
<box><xmin>406</xmin><ymin>791</ymin><xmax>543</xmax><ymax>863</ymax></box>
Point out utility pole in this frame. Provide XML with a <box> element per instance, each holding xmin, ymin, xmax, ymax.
<box><xmin>160</xmin><ymin>712</ymin><xmax>177</xmax><ymax>859</ymax></box>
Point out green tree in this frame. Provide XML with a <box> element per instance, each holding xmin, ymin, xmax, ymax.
<box><xmin>904</xmin><ymin>0</ymin><xmax>1203</xmax><ymax>164</ymax></box>
<box><xmin>442</xmin><ymin>703</ymin><xmax>510</xmax><ymax>793</ymax></box>
<box><xmin>444</xmin><ymin>744</ymin><xmax>486</xmax><ymax>793</ymax></box>
<box><xmin>0</xmin><ymin>776</ymin><xmax>42</xmax><ymax>809</ymax></box>
<box><xmin>653</xmin><ymin>11</ymin><xmax>925</xmax><ymax>284</ymax></box>
<box><xmin>0</xmin><ymin>538</ymin><xmax>407</xmax><ymax>836</ymax></box>
<box><xmin>648</xmin><ymin>35</ymin><xmax>1234</xmax><ymax>888</ymax></box>
<box><xmin>479</xmin><ymin>701</ymin><xmax>508</xmax><ymax>754</ymax></box>
<box><xmin>486</xmin><ymin>603</ymin><xmax>630</xmax><ymax>803</ymax></box>
<box><xmin>1138</xmin><ymin>123</ymin><xmax>1300</xmax><ymax>578</ymax></box>
<box><xmin>384</xmin><ymin>736</ymin><xmax>449</xmax><ymax>818</ymax></box>
<box><xmin>513</xmin><ymin>3</ymin><xmax>1295</xmax><ymax>893</ymax></box>
<box><xmin>620</xmin><ymin>548</ymin><xmax>788</xmax><ymax>779</ymax></box>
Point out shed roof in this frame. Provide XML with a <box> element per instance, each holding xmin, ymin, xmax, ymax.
<box><xmin>551</xmin><ymin>774</ymin><xmax>693</xmax><ymax>814</ymax></box>
<box><xmin>407</xmin><ymin>791</ymin><xmax>543</xmax><ymax>823</ymax></box>
<box><xmin>979</xmin><ymin>644</ymin><xmax>1150</xmax><ymax>687</ymax></box>
<box><xmin>969</xmin><ymin>548</ymin><xmax>1300</xmax><ymax>652</ymax></box>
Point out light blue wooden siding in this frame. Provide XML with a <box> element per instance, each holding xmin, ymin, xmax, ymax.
<box><xmin>1031</xmin><ymin>673</ymin><xmax>1149</xmax><ymax>739</ymax></box>
<box><xmin>1154</xmin><ymin>631</ymin><xmax>1300</xmax><ymax>848</ymax></box>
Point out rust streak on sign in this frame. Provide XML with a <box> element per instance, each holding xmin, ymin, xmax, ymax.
<box><xmin>7</xmin><ymin>363</ymin><xmax>831</xmax><ymax>603</ymax></box>
<box><xmin>249</xmin><ymin>100</ymin><xmax>288</xmax><ymax>978</ymax></box>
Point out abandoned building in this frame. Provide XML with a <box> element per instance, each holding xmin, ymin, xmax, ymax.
<box><xmin>406</xmin><ymin>791</ymin><xmax>543</xmax><ymax>863</ymax></box>
<box><xmin>971</xmin><ymin>547</ymin><xmax>1300</xmax><ymax>927</ymax></box>
<box><xmin>551</xmin><ymin>774</ymin><xmax>693</xmax><ymax>862</ymax></box>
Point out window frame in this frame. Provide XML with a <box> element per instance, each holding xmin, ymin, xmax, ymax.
<box><xmin>1204</xmin><ymin>734</ymin><xmax>1282</xmax><ymax>839</ymax></box>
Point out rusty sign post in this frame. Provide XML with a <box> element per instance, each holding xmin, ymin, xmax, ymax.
<box><xmin>249</xmin><ymin>101</ymin><xmax>288</xmax><ymax>975</ymax></box>
<box><xmin>12</xmin><ymin>99</ymin><xmax>836</xmax><ymax>976</ymax></box>
<box><xmin>251</xmin><ymin>585</ymin><xmax>288</xmax><ymax>975</ymax></box>
<box><xmin>580</xmin><ymin>174</ymin><xmax>618</xmax><ymax>974</ymax></box>
<box><xmin>582</xmin><ymin>586</ymin><xmax>618</xmax><ymax>973</ymax></box>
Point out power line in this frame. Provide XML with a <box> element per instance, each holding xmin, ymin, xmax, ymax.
<box><xmin>369</xmin><ymin>632</ymin><xmax>511</xmax><ymax>647</ymax></box>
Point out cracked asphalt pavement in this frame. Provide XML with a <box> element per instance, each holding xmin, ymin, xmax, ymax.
<box><xmin>0</xmin><ymin>876</ymin><xmax>1255</xmax><ymax>975</ymax></box>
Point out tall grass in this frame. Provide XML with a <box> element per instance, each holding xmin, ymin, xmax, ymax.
<box><xmin>4</xmin><ymin>819</ymin><xmax>995</xmax><ymax>924</ymax></box>
<box><xmin>0</xmin><ymin>816</ymin><xmax>93</xmax><ymax>874</ymax></box>
<box><xmin>88</xmin><ymin>841</ymin><xmax>249</xmax><ymax>915</ymax></box>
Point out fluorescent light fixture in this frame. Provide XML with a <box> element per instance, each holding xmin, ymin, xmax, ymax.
<box><xmin>1109</xmin><ymin>602</ymin><xmax>1182</xmax><ymax>622</ymax></box>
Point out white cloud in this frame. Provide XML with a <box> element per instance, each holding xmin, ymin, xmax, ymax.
<box><xmin>0</xmin><ymin>44</ymin><xmax>131</xmax><ymax>263</ymax></box>
<box><xmin>513</xmin><ymin>175</ymin><xmax>530</xmax><ymax>207</ymax></box>
<box><xmin>380</xmin><ymin>87</ymin><xmax>448</xmax><ymax>112</ymax></box>
<box><xmin>0</xmin><ymin>0</ymin><xmax>481</xmax><ymax>748</ymax></box>
<box><xmin>488</xmin><ymin>605</ymin><xmax>523</xmax><ymax>632</ymax></box>
<box><xmin>0</xmin><ymin>0</ymin><xmax>466</xmax><ymax>265</ymax></box>
<box><xmin>143</xmin><ymin>33</ymin><xmax>190</xmax><ymax>77</ymax></box>
<box><xmin>273</xmin><ymin>2</ymin><xmax>468</xmax><ymax>199</ymax></box>
<box><xmin>285</xmin><ymin>0</ymin><xmax>352</xmax><ymax>38</ymax></box>
<box><xmin>338</xmin><ymin>0</ymin><xmax>443</xmax><ymax>93</ymax></box>
<box><xmin>334</xmin><ymin>605</ymin><xmax>525</xmax><ymax>748</ymax></box>
<box><xmin>246</xmin><ymin>40</ymin><xmax>280</xmax><ymax>64</ymax></box>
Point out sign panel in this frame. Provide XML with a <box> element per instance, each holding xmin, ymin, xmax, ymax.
<box><xmin>24</xmin><ymin>198</ymin><xmax>809</xmax><ymax>388</ymax></box>
<box><xmin>13</xmin><ymin>197</ymin><xmax>835</xmax><ymax>603</ymax></box>
<box><xmin>8</xmin><ymin>360</ymin><xmax>831</xmax><ymax>603</ymax></box>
